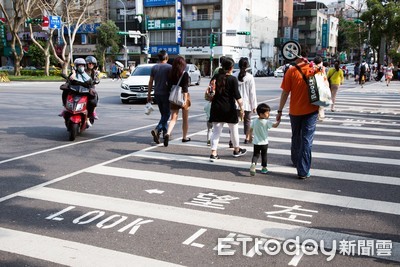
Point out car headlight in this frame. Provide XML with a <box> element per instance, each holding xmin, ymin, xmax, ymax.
<box><xmin>121</xmin><ymin>83</ymin><xmax>129</xmax><ymax>90</ymax></box>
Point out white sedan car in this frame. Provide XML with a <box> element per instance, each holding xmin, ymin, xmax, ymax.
<box><xmin>185</xmin><ymin>64</ymin><xmax>201</xmax><ymax>85</ymax></box>
<box><xmin>0</xmin><ymin>66</ymin><xmax>14</xmax><ymax>71</ymax></box>
<box><xmin>120</xmin><ymin>64</ymin><xmax>155</xmax><ymax>104</ymax></box>
<box><xmin>274</xmin><ymin>66</ymin><xmax>285</xmax><ymax>78</ymax></box>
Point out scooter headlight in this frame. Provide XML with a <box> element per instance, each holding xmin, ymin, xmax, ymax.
<box><xmin>66</xmin><ymin>101</ymin><xmax>74</xmax><ymax>110</ymax></box>
<box><xmin>75</xmin><ymin>103</ymin><xmax>85</xmax><ymax>111</ymax></box>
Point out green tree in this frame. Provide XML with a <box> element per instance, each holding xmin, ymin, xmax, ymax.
<box><xmin>362</xmin><ymin>0</ymin><xmax>400</xmax><ymax>64</ymax></box>
<box><xmin>337</xmin><ymin>17</ymin><xmax>360</xmax><ymax>56</ymax></box>
<box><xmin>0</xmin><ymin>0</ymin><xmax>39</xmax><ymax>76</ymax></box>
<box><xmin>95</xmin><ymin>20</ymin><xmax>121</xmax><ymax>72</ymax></box>
<box><xmin>28</xmin><ymin>40</ymin><xmax>57</xmax><ymax>67</ymax></box>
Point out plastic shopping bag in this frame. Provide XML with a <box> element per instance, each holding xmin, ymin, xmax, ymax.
<box><xmin>144</xmin><ymin>102</ymin><xmax>154</xmax><ymax>115</ymax></box>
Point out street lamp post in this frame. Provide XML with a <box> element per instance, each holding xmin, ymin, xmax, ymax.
<box><xmin>118</xmin><ymin>0</ymin><xmax>127</xmax><ymax>68</ymax></box>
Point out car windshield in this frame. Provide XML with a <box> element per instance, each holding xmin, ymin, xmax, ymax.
<box><xmin>132</xmin><ymin>66</ymin><xmax>152</xmax><ymax>76</ymax></box>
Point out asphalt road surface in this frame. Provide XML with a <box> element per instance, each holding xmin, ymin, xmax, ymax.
<box><xmin>0</xmin><ymin>76</ymin><xmax>399</xmax><ymax>267</ymax></box>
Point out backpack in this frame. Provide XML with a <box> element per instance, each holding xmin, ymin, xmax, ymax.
<box><xmin>360</xmin><ymin>64</ymin><xmax>366</xmax><ymax>73</ymax></box>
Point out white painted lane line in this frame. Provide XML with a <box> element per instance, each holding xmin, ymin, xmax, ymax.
<box><xmin>16</xmin><ymin>187</ymin><xmax>400</xmax><ymax>263</ymax></box>
<box><xmin>286</xmin><ymin>122</ymin><xmax>400</xmax><ymax>133</ymax></box>
<box><xmin>0</xmin><ymin>113</ymin><xmax>205</xmax><ymax>165</ymax></box>
<box><xmin>271</xmin><ymin>128</ymin><xmax>400</xmax><ymax>141</ymax></box>
<box><xmin>196</xmin><ymin>132</ymin><xmax>400</xmax><ymax>152</ymax></box>
<box><xmin>0</xmin><ymin>227</ymin><xmax>183</xmax><ymax>267</ymax></box>
<box><xmin>131</xmin><ymin>151</ymin><xmax>400</xmax><ymax>186</ymax></box>
<box><xmin>171</xmin><ymin>140</ymin><xmax>400</xmax><ymax>166</ymax></box>
<box><xmin>86</xmin><ymin>165</ymin><xmax>400</xmax><ymax>216</ymax></box>
<box><xmin>334</xmin><ymin>101</ymin><xmax>400</xmax><ymax>107</ymax></box>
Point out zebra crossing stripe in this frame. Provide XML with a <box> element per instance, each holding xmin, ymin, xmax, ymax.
<box><xmin>278</xmin><ymin>121</ymin><xmax>400</xmax><ymax>133</ymax></box>
<box><xmin>85</xmin><ymin>164</ymin><xmax>400</xmax><ymax>216</ymax></box>
<box><xmin>0</xmin><ymin>227</ymin><xmax>183</xmax><ymax>267</ymax></box>
<box><xmin>130</xmin><ymin>151</ymin><xmax>400</xmax><ymax>186</ymax></box>
<box><xmin>271</xmin><ymin>128</ymin><xmax>400</xmax><ymax>141</ymax></box>
<box><xmin>197</xmin><ymin>132</ymin><xmax>400</xmax><ymax>152</ymax></box>
<box><xmin>171</xmin><ymin>140</ymin><xmax>400</xmax><ymax>166</ymax></box>
<box><xmin>15</xmin><ymin>187</ymin><xmax>400</xmax><ymax>263</ymax></box>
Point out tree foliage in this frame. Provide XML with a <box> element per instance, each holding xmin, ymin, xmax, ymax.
<box><xmin>28</xmin><ymin>40</ymin><xmax>57</xmax><ymax>67</ymax></box>
<box><xmin>0</xmin><ymin>0</ymin><xmax>39</xmax><ymax>76</ymax></box>
<box><xmin>47</xmin><ymin>0</ymin><xmax>97</xmax><ymax>75</ymax></box>
<box><xmin>361</xmin><ymin>0</ymin><xmax>400</xmax><ymax>63</ymax></box>
<box><xmin>94</xmin><ymin>20</ymin><xmax>121</xmax><ymax>72</ymax></box>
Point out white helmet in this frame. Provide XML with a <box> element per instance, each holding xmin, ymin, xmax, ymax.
<box><xmin>74</xmin><ymin>58</ymin><xmax>86</xmax><ymax>66</ymax></box>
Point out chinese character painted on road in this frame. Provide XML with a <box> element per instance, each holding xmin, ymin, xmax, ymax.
<box><xmin>265</xmin><ymin>204</ymin><xmax>318</xmax><ymax>224</ymax></box>
<box><xmin>184</xmin><ymin>192</ymin><xmax>239</xmax><ymax>210</ymax></box>
<box><xmin>376</xmin><ymin>240</ymin><xmax>392</xmax><ymax>256</ymax></box>
<box><xmin>339</xmin><ymin>240</ymin><xmax>357</xmax><ymax>256</ymax></box>
<box><xmin>358</xmin><ymin>240</ymin><xmax>374</xmax><ymax>256</ymax></box>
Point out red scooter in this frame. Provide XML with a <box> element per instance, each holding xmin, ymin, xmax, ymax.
<box><xmin>60</xmin><ymin>74</ymin><xmax>94</xmax><ymax>141</ymax></box>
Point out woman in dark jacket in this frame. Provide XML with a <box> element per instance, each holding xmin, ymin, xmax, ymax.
<box><xmin>209</xmin><ymin>57</ymin><xmax>246</xmax><ymax>161</ymax></box>
<box><xmin>163</xmin><ymin>56</ymin><xmax>190</xmax><ymax>147</ymax></box>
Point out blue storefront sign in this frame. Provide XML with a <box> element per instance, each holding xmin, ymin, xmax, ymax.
<box><xmin>144</xmin><ymin>0</ymin><xmax>175</xmax><ymax>7</ymax></box>
<box><xmin>149</xmin><ymin>45</ymin><xmax>179</xmax><ymax>55</ymax></box>
<box><xmin>176</xmin><ymin>0</ymin><xmax>182</xmax><ymax>44</ymax></box>
<box><xmin>65</xmin><ymin>23</ymin><xmax>101</xmax><ymax>34</ymax></box>
<box><xmin>322</xmin><ymin>23</ymin><xmax>328</xmax><ymax>49</ymax></box>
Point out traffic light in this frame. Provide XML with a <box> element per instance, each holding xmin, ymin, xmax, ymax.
<box><xmin>26</xmin><ymin>18</ymin><xmax>44</xmax><ymax>24</ymax></box>
<box><xmin>237</xmin><ymin>31</ymin><xmax>251</xmax><ymax>35</ymax></box>
<box><xmin>210</xmin><ymin>33</ymin><xmax>218</xmax><ymax>48</ymax></box>
<box><xmin>0</xmin><ymin>19</ymin><xmax>6</xmax><ymax>46</ymax></box>
<box><xmin>33</xmin><ymin>18</ymin><xmax>43</xmax><ymax>24</ymax></box>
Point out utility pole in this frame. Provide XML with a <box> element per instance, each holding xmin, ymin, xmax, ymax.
<box><xmin>117</xmin><ymin>0</ymin><xmax>127</xmax><ymax>68</ymax></box>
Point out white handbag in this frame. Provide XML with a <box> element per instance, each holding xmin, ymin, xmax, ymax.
<box><xmin>169</xmin><ymin>72</ymin><xmax>185</xmax><ymax>106</ymax></box>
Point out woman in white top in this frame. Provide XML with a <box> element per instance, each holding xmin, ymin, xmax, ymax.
<box><xmin>233</xmin><ymin>57</ymin><xmax>257</xmax><ymax>144</ymax></box>
<box><xmin>385</xmin><ymin>63</ymin><xmax>394</xmax><ymax>87</ymax></box>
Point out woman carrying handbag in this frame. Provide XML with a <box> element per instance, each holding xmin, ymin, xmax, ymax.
<box><xmin>163</xmin><ymin>56</ymin><xmax>191</xmax><ymax>147</ymax></box>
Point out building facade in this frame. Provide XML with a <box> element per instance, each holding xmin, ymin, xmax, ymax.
<box><xmin>292</xmin><ymin>1</ymin><xmax>338</xmax><ymax>61</ymax></box>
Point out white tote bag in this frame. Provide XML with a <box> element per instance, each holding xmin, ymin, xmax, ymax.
<box><xmin>169</xmin><ymin>72</ymin><xmax>185</xmax><ymax>106</ymax></box>
<box><xmin>312</xmin><ymin>73</ymin><xmax>332</xmax><ymax>107</ymax></box>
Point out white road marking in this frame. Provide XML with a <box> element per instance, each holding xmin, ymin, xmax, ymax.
<box><xmin>15</xmin><ymin>187</ymin><xmax>400</xmax><ymax>263</ymax></box>
<box><xmin>197</xmin><ymin>131</ymin><xmax>400</xmax><ymax>152</ymax></box>
<box><xmin>85</xmin><ymin>165</ymin><xmax>400</xmax><ymax>216</ymax></box>
<box><xmin>0</xmin><ymin>227</ymin><xmax>183</xmax><ymax>267</ymax></box>
<box><xmin>171</xmin><ymin>140</ymin><xmax>400</xmax><ymax>166</ymax></box>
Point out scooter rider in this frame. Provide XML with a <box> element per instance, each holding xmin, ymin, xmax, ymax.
<box><xmin>85</xmin><ymin>56</ymin><xmax>100</xmax><ymax>119</ymax></box>
<box><xmin>60</xmin><ymin>58</ymin><xmax>93</xmax><ymax>115</ymax></box>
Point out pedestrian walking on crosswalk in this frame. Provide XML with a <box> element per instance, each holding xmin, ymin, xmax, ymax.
<box><xmin>208</xmin><ymin>57</ymin><xmax>247</xmax><ymax>161</ymax></box>
<box><xmin>276</xmin><ymin>52</ymin><xmax>319</xmax><ymax>179</ymax></box>
<box><xmin>249</xmin><ymin>103</ymin><xmax>280</xmax><ymax>176</ymax></box>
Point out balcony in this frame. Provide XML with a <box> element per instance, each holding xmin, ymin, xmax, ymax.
<box><xmin>182</xmin><ymin>13</ymin><xmax>221</xmax><ymax>29</ymax></box>
<box><xmin>293</xmin><ymin>9</ymin><xmax>317</xmax><ymax>17</ymax></box>
<box><xmin>297</xmin><ymin>24</ymin><xmax>316</xmax><ymax>31</ymax></box>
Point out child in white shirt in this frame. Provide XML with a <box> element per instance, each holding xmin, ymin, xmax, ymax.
<box><xmin>249</xmin><ymin>103</ymin><xmax>280</xmax><ymax>175</ymax></box>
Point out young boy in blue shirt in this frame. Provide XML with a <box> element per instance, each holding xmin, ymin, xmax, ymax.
<box><xmin>249</xmin><ymin>103</ymin><xmax>280</xmax><ymax>175</ymax></box>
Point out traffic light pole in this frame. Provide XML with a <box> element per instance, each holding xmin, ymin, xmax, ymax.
<box><xmin>209</xmin><ymin>31</ymin><xmax>249</xmax><ymax>77</ymax></box>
